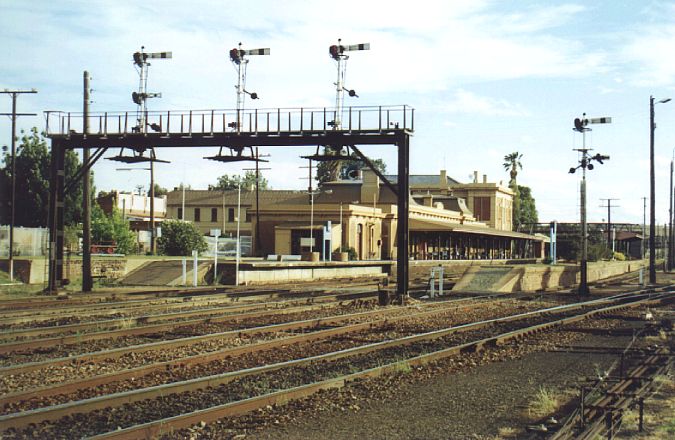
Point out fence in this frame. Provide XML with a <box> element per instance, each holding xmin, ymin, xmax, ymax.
<box><xmin>0</xmin><ymin>225</ymin><xmax>49</xmax><ymax>257</ymax></box>
<box><xmin>204</xmin><ymin>236</ymin><xmax>252</xmax><ymax>258</ymax></box>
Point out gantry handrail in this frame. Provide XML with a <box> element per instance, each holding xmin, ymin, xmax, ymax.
<box><xmin>44</xmin><ymin>105</ymin><xmax>414</xmax><ymax>137</ymax></box>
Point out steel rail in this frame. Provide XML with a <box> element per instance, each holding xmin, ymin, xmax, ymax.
<box><xmin>573</xmin><ymin>352</ymin><xmax>671</xmax><ymax>440</ymax></box>
<box><xmin>0</xmin><ymin>296</ymin><xmax>488</xmax><ymax>376</ymax></box>
<box><xmin>0</xmin><ymin>297</ymin><xmax>497</xmax><ymax>408</ymax></box>
<box><xmin>0</xmin><ymin>295</ymin><xmax>380</xmax><ymax>354</ymax></box>
<box><xmin>0</xmin><ymin>282</ymin><xmax>379</xmax><ymax>323</ymax></box>
<box><xmin>81</xmin><ymin>292</ymin><xmax>672</xmax><ymax>440</ymax></box>
<box><xmin>0</xmin><ymin>289</ymin><xmax>380</xmax><ymax>340</ymax></box>
<box><xmin>0</xmin><ymin>293</ymin><xmax>667</xmax><ymax>432</ymax></box>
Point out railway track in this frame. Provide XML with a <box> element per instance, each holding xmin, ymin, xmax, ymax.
<box><xmin>0</xmin><ymin>281</ymin><xmax>381</xmax><ymax>326</ymax></box>
<box><xmin>0</xmin><ymin>296</ymin><xmax>500</xmax><ymax>384</ymax></box>
<box><xmin>0</xmin><ymin>289</ymin><xmax>385</xmax><ymax>344</ymax></box>
<box><xmin>0</xmin><ymin>299</ymin><xmax>522</xmax><ymax>413</ymax></box>
<box><xmin>0</xmin><ymin>290</ymin><xmax>668</xmax><ymax>439</ymax></box>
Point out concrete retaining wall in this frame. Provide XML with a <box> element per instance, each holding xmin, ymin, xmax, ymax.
<box><xmin>229</xmin><ymin>261</ymin><xmax>388</xmax><ymax>285</ymax></box>
<box><xmin>453</xmin><ymin>259</ymin><xmax>648</xmax><ymax>293</ymax></box>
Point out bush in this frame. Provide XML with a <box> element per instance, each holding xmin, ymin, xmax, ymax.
<box><xmin>613</xmin><ymin>251</ymin><xmax>626</xmax><ymax>261</ymax></box>
<box><xmin>340</xmin><ymin>246</ymin><xmax>358</xmax><ymax>261</ymax></box>
<box><xmin>157</xmin><ymin>220</ymin><xmax>207</xmax><ymax>256</ymax></box>
<box><xmin>91</xmin><ymin>204</ymin><xmax>137</xmax><ymax>254</ymax></box>
<box><xmin>587</xmin><ymin>243</ymin><xmax>613</xmax><ymax>262</ymax></box>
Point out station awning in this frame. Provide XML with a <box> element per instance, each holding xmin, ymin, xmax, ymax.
<box><xmin>409</xmin><ymin>218</ymin><xmax>543</xmax><ymax>240</ymax></box>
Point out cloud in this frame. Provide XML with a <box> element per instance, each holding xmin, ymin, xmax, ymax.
<box><xmin>617</xmin><ymin>3</ymin><xmax>675</xmax><ymax>87</ymax></box>
<box><xmin>441</xmin><ymin>89</ymin><xmax>530</xmax><ymax>117</ymax></box>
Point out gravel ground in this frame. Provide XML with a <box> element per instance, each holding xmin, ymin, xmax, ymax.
<box><xmin>161</xmin><ymin>309</ymin><xmax>662</xmax><ymax>440</ymax></box>
<box><xmin>246</xmin><ymin>332</ymin><xmax>624</xmax><ymax>439</ymax></box>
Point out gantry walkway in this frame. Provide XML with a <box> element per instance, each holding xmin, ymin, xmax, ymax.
<box><xmin>45</xmin><ymin>105</ymin><xmax>414</xmax><ymax>299</ymax></box>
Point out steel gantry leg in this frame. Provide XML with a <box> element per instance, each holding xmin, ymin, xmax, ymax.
<box><xmin>47</xmin><ymin>140</ymin><xmax>66</xmax><ymax>293</ymax></box>
<box><xmin>396</xmin><ymin>134</ymin><xmax>410</xmax><ymax>302</ymax></box>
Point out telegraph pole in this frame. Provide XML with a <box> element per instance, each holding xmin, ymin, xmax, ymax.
<box><xmin>599</xmin><ymin>198</ymin><xmax>619</xmax><ymax>250</ymax></box>
<box><xmin>0</xmin><ymin>89</ymin><xmax>37</xmax><ymax>282</ymax></box>
<box><xmin>649</xmin><ymin>96</ymin><xmax>671</xmax><ymax>283</ymax></box>
<box><xmin>243</xmin><ymin>147</ymin><xmax>270</xmax><ymax>256</ymax></box>
<box><xmin>669</xmin><ymin>157</ymin><xmax>674</xmax><ymax>271</ymax></box>
<box><xmin>642</xmin><ymin>197</ymin><xmax>647</xmax><ymax>260</ymax></box>
<box><xmin>82</xmin><ymin>73</ymin><xmax>92</xmax><ymax>291</ymax></box>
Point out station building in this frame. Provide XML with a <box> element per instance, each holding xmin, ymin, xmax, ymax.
<box><xmin>166</xmin><ymin>170</ymin><xmax>544</xmax><ymax>260</ymax></box>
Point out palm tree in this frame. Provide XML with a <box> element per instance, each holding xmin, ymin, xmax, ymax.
<box><xmin>503</xmin><ymin>152</ymin><xmax>523</xmax><ymax>187</ymax></box>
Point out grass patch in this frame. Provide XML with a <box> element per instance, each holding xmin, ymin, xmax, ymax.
<box><xmin>528</xmin><ymin>386</ymin><xmax>560</xmax><ymax>418</ymax></box>
<box><xmin>496</xmin><ymin>426</ymin><xmax>519</xmax><ymax>438</ymax></box>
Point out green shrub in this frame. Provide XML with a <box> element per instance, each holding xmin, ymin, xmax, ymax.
<box><xmin>613</xmin><ymin>251</ymin><xmax>626</xmax><ymax>261</ymax></box>
<box><xmin>157</xmin><ymin>220</ymin><xmax>207</xmax><ymax>256</ymax></box>
<box><xmin>340</xmin><ymin>246</ymin><xmax>358</xmax><ymax>260</ymax></box>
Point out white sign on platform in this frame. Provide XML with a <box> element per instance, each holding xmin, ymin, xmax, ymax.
<box><xmin>300</xmin><ymin>237</ymin><xmax>315</xmax><ymax>247</ymax></box>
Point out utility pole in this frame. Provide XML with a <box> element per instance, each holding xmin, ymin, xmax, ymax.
<box><xmin>642</xmin><ymin>197</ymin><xmax>647</xmax><ymax>260</ymax></box>
<box><xmin>0</xmin><ymin>89</ymin><xmax>37</xmax><ymax>282</ymax></box>
<box><xmin>82</xmin><ymin>73</ymin><xmax>92</xmax><ymax>291</ymax></box>
<box><xmin>243</xmin><ymin>147</ymin><xmax>270</xmax><ymax>256</ymax></box>
<box><xmin>669</xmin><ymin>157</ymin><xmax>674</xmax><ymax>271</ymax></box>
<box><xmin>599</xmin><ymin>198</ymin><xmax>619</xmax><ymax>250</ymax></box>
<box><xmin>649</xmin><ymin>95</ymin><xmax>671</xmax><ymax>283</ymax></box>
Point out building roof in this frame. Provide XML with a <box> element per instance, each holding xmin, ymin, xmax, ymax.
<box><xmin>167</xmin><ymin>189</ymin><xmax>303</xmax><ymax>206</ymax></box>
<box><xmin>409</xmin><ymin>218</ymin><xmax>543</xmax><ymax>240</ymax></box>
<box><xmin>383</xmin><ymin>174</ymin><xmax>462</xmax><ymax>186</ymax></box>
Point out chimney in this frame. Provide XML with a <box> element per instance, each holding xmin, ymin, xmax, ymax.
<box><xmin>483</xmin><ymin>174</ymin><xmax>487</xmax><ymax>183</ymax></box>
<box><xmin>473</xmin><ymin>171</ymin><xmax>478</xmax><ymax>183</ymax></box>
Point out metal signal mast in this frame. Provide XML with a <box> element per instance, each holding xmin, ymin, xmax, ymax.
<box><xmin>131</xmin><ymin>46</ymin><xmax>171</xmax><ymax>133</ymax></box>
<box><xmin>229</xmin><ymin>43</ymin><xmax>269</xmax><ymax>131</ymax></box>
<box><xmin>329</xmin><ymin>39</ymin><xmax>369</xmax><ymax>129</ymax></box>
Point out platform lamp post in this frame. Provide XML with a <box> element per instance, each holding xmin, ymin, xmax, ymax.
<box><xmin>570</xmin><ymin>114</ymin><xmax>611</xmax><ymax>295</ymax></box>
<box><xmin>649</xmin><ymin>96</ymin><xmax>671</xmax><ymax>283</ymax></box>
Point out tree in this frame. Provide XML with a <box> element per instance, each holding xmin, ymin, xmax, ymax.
<box><xmin>208</xmin><ymin>171</ymin><xmax>269</xmax><ymax>191</ymax></box>
<box><xmin>502</xmin><ymin>152</ymin><xmax>523</xmax><ymax>187</ymax></box>
<box><xmin>91</xmin><ymin>203</ymin><xmax>137</xmax><ymax>254</ymax></box>
<box><xmin>316</xmin><ymin>153</ymin><xmax>387</xmax><ymax>185</ymax></box>
<box><xmin>503</xmin><ymin>152</ymin><xmax>524</xmax><ymax>230</ymax></box>
<box><xmin>0</xmin><ymin>128</ymin><xmax>90</xmax><ymax>227</ymax></box>
<box><xmin>515</xmin><ymin>185</ymin><xmax>538</xmax><ymax>229</ymax></box>
<box><xmin>148</xmin><ymin>183</ymin><xmax>168</xmax><ymax>197</ymax></box>
<box><xmin>157</xmin><ymin>219</ymin><xmax>207</xmax><ymax>256</ymax></box>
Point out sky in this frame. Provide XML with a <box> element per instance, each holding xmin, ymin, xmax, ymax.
<box><xmin>2</xmin><ymin>0</ymin><xmax>675</xmax><ymax>226</ymax></box>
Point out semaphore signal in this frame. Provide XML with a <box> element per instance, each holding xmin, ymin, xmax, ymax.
<box><xmin>329</xmin><ymin>39</ymin><xmax>369</xmax><ymax>130</ymax></box>
<box><xmin>229</xmin><ymin>42</ymin><xmax>270</xmax><ymax>131</ymax></box>
<box><xmin>131</xmin><ymin>46</ymin><xmax>171</xmax><ymax>133</ymax></box>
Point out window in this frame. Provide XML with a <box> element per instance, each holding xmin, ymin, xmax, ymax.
<box><xmin>194</xmin><ymin>208</ymin><xmax>201</xmax><ymax>222</ymax></box>
<box><xmin>228</xmin><ymin>208</ymin><xmax>235</xmax><ymax>222</ymax></box>
<box><xmin>245</xmin><ymin>209</ymin><xmax>252</xmax><ymax>223</ymax></box>
<box><xmin>211</xmin><ymin>208</ymin><xmax>218</xmax><ymax>222</ymax></box>
<box><xmin>473</xmin><ymin>197</ymin><xmax>491</xmax><ymax>222</ymax></box>
<box><xmin>177</xmin><ymin>207</ymin><xmax>183</xmax><ymax>220</ymax></box>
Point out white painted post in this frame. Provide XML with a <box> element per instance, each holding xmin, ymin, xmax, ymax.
<box><xmin>429</xmin><ymin>267</ymin><xmax>436</xmax><ymax>298</ymax></box>
<box><xmin>192</xmin><ymin>250</ymin><xmax>198</xmax><ymax>287</ymax></box>
<box><xmin>214</xmin><ymin>235</ymin><xmax>218</xmax><ymax>284</ymax></box>
<box><xmin>181</xmin><ymin>257</ymin><xmax>186</xmax><ymax>286</ymax></box>
<box><xmin>235</xmin><ymin>184</ymin><xmax>241</xmax><ymax>286</ymax></box>
<box><xmin>438</xmin><ymin>265</ymin><xmax>444</xmax><ymax>296</ymax></box>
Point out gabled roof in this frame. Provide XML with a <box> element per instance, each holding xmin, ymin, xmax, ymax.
<box><xmin>383</xmin><ymin>174</ymin><xmax>462</xmax><ymax>186</ymax></box>
<box><xmin>166</xmin><ymin>189</ymin><xmax>303</xmax><ymax>206</ymax></box>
